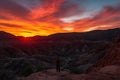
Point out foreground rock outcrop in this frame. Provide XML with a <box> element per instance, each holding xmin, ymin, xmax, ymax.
<box><xmin>22</xmin><ymin>65</ymin><xmax>120</xmax><ymax>80</ymax></box>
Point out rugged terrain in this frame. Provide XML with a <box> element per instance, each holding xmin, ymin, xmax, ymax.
<box><xmin>0</xmin><ymin>28</ymin><xmax>120</xmax><ymax>80</ymax></box>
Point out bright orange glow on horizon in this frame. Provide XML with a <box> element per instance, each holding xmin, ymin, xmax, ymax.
<box><xmin>0</xmin><ymin>0</ymin><xmax>120</xmax><ymax>37</ymax></box>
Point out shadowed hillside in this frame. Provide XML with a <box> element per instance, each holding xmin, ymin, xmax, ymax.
<box><xmin>0</xmin><ymin>28</ymin><xmax>120</xmax><ymax>80</ymax></box>
<box><xmin>48</xmin><ymin>28</ymin><xmax>120</xmax><ymax>41</ymax></box>
<box><xmin>0</xmin><ymin>31</ymin><xmax>15</xmax><ymax>40</ymax></box>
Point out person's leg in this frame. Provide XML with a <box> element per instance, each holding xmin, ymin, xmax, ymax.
<box><xmin>56</xmin><ymin>65</ymin><xmax>59</xmax><ymax>72</ymax></box>
<box><xmin>56</xmin><ymin>65</ymin><xmax>60</xmax><ymax>72</ymax></box>
<box><xmin>58</xmin><ymin>66</ymin><xmax>60</xmax><ymax>72</ymax></box>
<box><xmin>56</xmin><ymin>66</ymin><xmax>58</xmax><ymax>72</ymax></box>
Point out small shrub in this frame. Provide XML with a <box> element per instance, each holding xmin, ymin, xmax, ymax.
<box><xmin>36</xmin><ymin>64</ymin><xmax>46</xmax><ymax>72</ymax></box>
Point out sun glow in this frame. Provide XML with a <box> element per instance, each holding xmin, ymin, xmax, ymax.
<box><xmin>0</xmin><ymin>0</ymin><xmax>119</xmax><ymax>37</ymax></box>
<box><xmin>20</xmin><ymin>32</ymin><xmax>36</xmax><ymax>37</ymax></box>
<box><xmin>63</xmin><ymin>27</ymin><xmax>74</xmax><ymax>31</ymax></box>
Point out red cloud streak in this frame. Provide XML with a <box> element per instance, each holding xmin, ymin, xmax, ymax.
<box><xmin>0</xmin><ymin>0</ymin><xmax>119</xmax><ymax>37</ymax></box>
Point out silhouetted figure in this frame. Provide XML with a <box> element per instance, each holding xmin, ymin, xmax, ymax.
<box><xmin>56</xmin><ymin>56</ymin><xmax>61</xmax><ymax>72</ymax></box>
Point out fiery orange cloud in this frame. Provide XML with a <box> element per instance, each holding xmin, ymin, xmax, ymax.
<box><xmin>69</xmin><ymin>5</ymin><xmax>120</xmax><ymax>32</ymax></box>
<box><xmin>0</xmin><ymin>0</ymin><xmax>120</xmax><ymax>37</ymax></box>
<box><xmin>30</xmin><ymin>0</ymin><xmax>66</xmax><ymax>19</ymax></box>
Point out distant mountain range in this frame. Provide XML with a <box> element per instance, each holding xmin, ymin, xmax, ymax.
<box><xmin>48</xmin><ymin>28</ymin><xmax>120</xmax><ymax>41</ymax></box>
<box><xmin>0</xmin><ymin>28</ymin><xmax>120</xmax><ymax>41</ymax></box>
<box><xmin>0</xmin><ymin>31</ymin><xmax>15</xmax><ymax>39</ymax></box>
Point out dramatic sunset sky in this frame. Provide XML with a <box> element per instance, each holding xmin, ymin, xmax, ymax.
<box><xmin>0</xmin><ymin>0</ymin><xmax>120</xmax><ymax>37</ymax></box>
